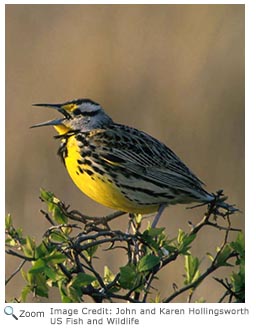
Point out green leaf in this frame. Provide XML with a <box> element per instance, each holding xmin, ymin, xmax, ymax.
<box><xmin>48</xmin><ymin>231</ymin><xmax>68</xmax><ymax>243</ymax></box>
<box><xmin>34</xmin><ymin>284</ymin><xmax>49</xmax><ymax>298</ymax></box>
<box><xmin>61</xmin><ymin>295</ymin><xmax>73</xmax><ymax>303</ymax></box>
<box><xmin>40</xmin><ymin>188</ymin><xmax>67</xmax><ymax>224</ymax></box>
<box><xmin>184</xmin><ymin>254</ymin><xmax>200</xmax><ymax>285</ymax></box>
<box><xmin>137</xmin><ymin>254</ymin><xmax>160</xmax><ymax>272</ymax></box>
<box><xmin>21</xmin><ymin>269</ymin><xmax>34</xmax><ymax>286</ymax></box>
<box><xmin>67</xmin><ymin>286</ymin><xmax>82</xmax><ymax>302</ymax></box>
<box><xmin>162</xmin><ymin>244</ymin><xmax>177</xmax><ymax>255</ymax></box>
<box><xmin>229</xmin><ymin>232</ymin><xmax>245</xmax><ymax>302</ymax></box>
<box><xmin>215</xmin><ymin>245</ymin><xmax>233</xmax><ymax>266</ymax></box>
<box><xmin>22</xmin><ymin>236</ymin><xmax>36</xmax><ymax>258</ymax></box>
<box><xmin>230</xmin><ymin>232</ymin><xmax>245</xmax><ymax>257</ymax></box>
<box><xmin>61</xmin><ymin>226</ymin><xmax>72</xmax><ymax>235</ymax></box>
<box><xmin>66</xmin><ymin>273</ymin><xmax>96</xmax><ymax>302</ymax></box>
<box><xmin>52</xmin><ymin>206</ymin><xmax>68</xmax><ymax>224</ymax></box>
<box><xmin>146</xmin><ymin>227</ymin><xmax>165</xmax><ymax>238</ymax></box>
<box><xmin>176</xmin><ymin>229</ymin><xmax>196</xmax><ymax>254</ymax></box>
<box><xmin>104</xmin><ymin>266</ymin><xmax>115</xmax><ymax>284</ymax></box>
<box><xmin>119</xmin><ymin>264</ymin><xmax>138</xmax><ymax>289</ymax></box>
<box><xmin>29</xmin><ymin>259</ymin><xmax>46</xmax><ymax>273</ymax></box>
<box><xmin>230</xmin><ymin>270</ymin><xmax>245</xmax><ymax>302</ymax></box>
<box><xmin>44</xmin><ymin>250</ymin><xmax>66</xmax><ymax>264</ymax></box>
<box><xmin>141</xmin><ymin>227</ymin><xmax>169</xmax><ymax>256</ymax></box>
<box><xmin>103</xmin><ymin>266</ymin><xmax>120</xmax><ymax>293</ymax></box>
<box><xmin>140</xmin><ymin>233</ymin><xmax>160</xmax><ymax>253</ymax></box>
<box><xmin>35</xmin><ymin>242</ymin><xmax>50</xmax><ymax>258</ymax></box>
<box><xmin>57</xmin><ymin>279</ymin><xmax>73</xmax><ymax>302</ymax></box>
<box><xmin>40</xmin><ymin>188</ymin><xmax>55</xmax><ymax>203</ymax></box>
<box><xmin>195</xmin><ymin>297</ymin><xmax>206</xmax><ymax>303</ymax></box>
<box><xmin>177</xmin><ymin>229</ymin><xmax>185</xmax><ymax>244</ymax></box>
<box><xmin>21</xmin><ymin>271</ymin><xmax>49</xmax><ymax>299</ymax></box>
<box><xmin>134</xmin><ymin>214</ymin><xmax>142</xmax><ymax>224</ymax></box>
<box><xmin>21</xmin><ymin>269</ymin><xmax>28</xmax><ymax>282</ymax></box>
<box><xmin>20</xmin><ymin>285</ymin><xmax>32</xmax><ymax>302</ymax></box>
<box><xmin>35</xmin><ymin>242</ymin><xmax>56</xmax><ymax>259</ymax></box>
<box><xmin>83</xmin><ymin>240</ymin><xmax>98</xmax><ymax>260</ymax></box>
<box><xmin>5</xmin><ymin>214</ymin><xmax>12</xmax><ymax>229</ymax></box>
<box><xmin>70</xmin><ymin>273</ymin><xmax>96</xmax><ymax>287</ymax></box>
<box><xmin>6</xmin><ymin>238</ymin><xmax>17</xmax><ymax>247</ymax></box>
<box><xmin>44</xmin><ymin>266</ymin><xmax>58</xmax><ymax>281</ymax></box>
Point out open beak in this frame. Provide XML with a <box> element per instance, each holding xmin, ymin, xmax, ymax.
<box><xmin>30</xmin><ymin>103</ymin><xmax>64</xmax><ymax>128</ymax></box>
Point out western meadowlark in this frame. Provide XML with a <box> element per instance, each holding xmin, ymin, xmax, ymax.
<box><xmin>31</xmin><ymin>98</ymin><xmax>230</xmax><ymax>227</ymax></box>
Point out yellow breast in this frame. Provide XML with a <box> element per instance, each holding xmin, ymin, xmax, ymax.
<box><xmin>64</xmin><ymin>136</ymin><xmax>158</xmax><ymax>214</ymax></box>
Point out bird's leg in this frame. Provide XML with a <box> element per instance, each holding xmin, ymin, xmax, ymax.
<box><xmin>151</xmin><ymin>204</ymin><xmax>167</xmax><ymax>228</ymax></box>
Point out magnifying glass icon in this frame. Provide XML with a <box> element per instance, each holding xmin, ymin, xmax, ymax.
<box><xmin>4</xmin><ymin>306</ymin><xmax>18</xmax><ymax>320</ymax></box>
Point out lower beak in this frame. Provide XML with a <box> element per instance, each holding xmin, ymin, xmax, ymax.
<box><xmin>30</xmin><ymin>118</ymin><xmax>64</xmax><ymax>128</ymax></box>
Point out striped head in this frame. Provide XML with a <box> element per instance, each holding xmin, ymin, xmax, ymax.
<box><xmin>31</xmin><ymin>98</ymin><xmax>113</xmax><ymax>134</ymax></box>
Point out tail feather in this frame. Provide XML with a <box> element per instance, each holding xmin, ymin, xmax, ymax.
<box><xmin>209</xmin><ymin>190</ymin><xmax>239</xmax><ymax>215</ymax></box>
<box><xmin>187</xmin><ymin>189</ymin><xmax>239</xmax><ymax>216</ymax></box>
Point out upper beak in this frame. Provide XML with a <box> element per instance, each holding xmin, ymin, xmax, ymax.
<box><xmin>30</xmin><ymin>103</ymin><xmax>64</xmax><ymax>128</ymax></box>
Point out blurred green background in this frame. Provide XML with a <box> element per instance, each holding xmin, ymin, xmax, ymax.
<box><xmin>5</xmin><ymin>4</ymin><xmax>244</xmax><ymax>302</ymax></box>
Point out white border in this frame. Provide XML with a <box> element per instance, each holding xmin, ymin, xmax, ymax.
<box><xmin>2</xmin><ymin>0</ymin><xmax>255</xmax><ymax>327</ymax></box>
<box><xmin>1</xmin><ymin>0</ymin><xmax>249</xmax><ymax>4</ymax></box>
<box><xmin>245</xmin><ymin>0</ymin><xmax>256</xmax><ymax>311</ymax></box>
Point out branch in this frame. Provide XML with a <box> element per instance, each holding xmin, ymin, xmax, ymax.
<box><xmin>163</xmin><ymin>215</ymin><xmax>237</xmax><ymax>303</ymax></box>
<box><xmin>6</xmin><ymin>249</ymin><xmax>35</xmax><ymax>261</ymax></box>
<box><xmin>5</xmin><ymin>259</ymin><xmax>27</xmax><ymax>286</ymax></box>
<box><xmin>163</xmin><ymin>250</ymin><xmax>237</xmax><ymax>303</ymax></box>
<box><xmin>57</xmin><ymin>202</ymin><xmax>126</xmax><ymax>227</ymax></box>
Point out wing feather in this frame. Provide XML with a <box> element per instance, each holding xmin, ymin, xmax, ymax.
<box><xmin>92</xmin><ymin>125</ymin><xmax>207</xmax><ymax>196</ymax></box>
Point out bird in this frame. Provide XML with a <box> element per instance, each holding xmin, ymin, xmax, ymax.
<box><xmin>31</xmin><ymin>98</ymin><xmax>227</xmax><ymax>227</ymax></box>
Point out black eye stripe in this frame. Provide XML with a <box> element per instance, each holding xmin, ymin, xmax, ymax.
<box><xmin>73</xmin><ymin>109</ymin><xmax>100</xmax><ymax>117</ymax></box>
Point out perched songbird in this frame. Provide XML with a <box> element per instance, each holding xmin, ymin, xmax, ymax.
<box><xmin>31</xmin><ymin>98</ymin><xmax>227</xmax><ymax>227</ymax></box>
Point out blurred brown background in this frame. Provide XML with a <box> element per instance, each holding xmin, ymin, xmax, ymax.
<box><xmin>5</xmin><ymin>4</ymin><xmax>244</xmax><ymax>302</ymax></box>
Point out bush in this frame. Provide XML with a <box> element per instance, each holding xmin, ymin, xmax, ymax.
<box><xmin>5</xmin><ymin>189</ymin><xmax>244</xmax><ymax>303</ymax></box>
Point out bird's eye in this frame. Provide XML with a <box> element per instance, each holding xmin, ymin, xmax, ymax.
<box><xmin>73</xmin><ymin>109</ymin><xmax>81</xmax><ymax>115</ymax></box>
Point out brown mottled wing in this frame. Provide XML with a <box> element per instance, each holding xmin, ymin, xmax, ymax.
<box><xmin>90</xmin><ymin>125</ymin><xmax>211</xmax><ymax>202</ymax></box>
